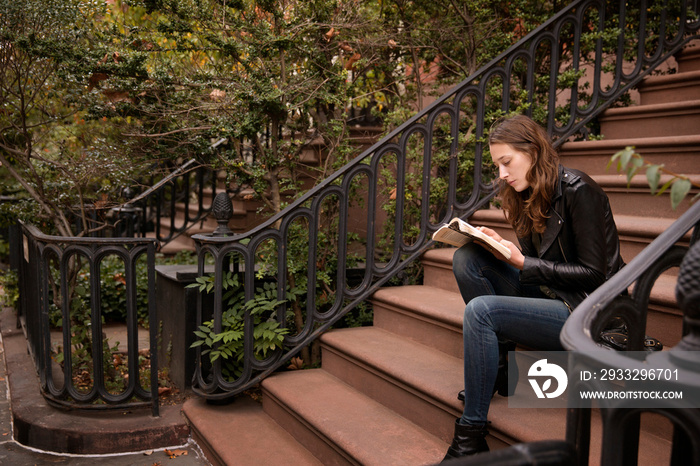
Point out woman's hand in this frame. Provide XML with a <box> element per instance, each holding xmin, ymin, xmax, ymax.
<box><xmin>476</xmin><ymin>226</ymin><xmax>525</xmax><ymax>270</ymax></box>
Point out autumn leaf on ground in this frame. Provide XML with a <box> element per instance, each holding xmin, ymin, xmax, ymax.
<box><xmin>165</xmin><ymin>449</ymin><xmax>188</xmax><ymax>459</ymax></box>
<box><xmin>287</xmin><ymin>357</ymin><xmax>304</xmax><ymax>370</ymax></box>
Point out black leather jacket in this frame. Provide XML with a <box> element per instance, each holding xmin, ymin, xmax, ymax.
<box><xmin>518</xmin><ymin>165</ymin><xmax>625</xmax><ymax>311</ymax></box>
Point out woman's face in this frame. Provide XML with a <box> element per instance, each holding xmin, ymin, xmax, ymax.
<box><xmin>490</xmin><ymin>143</ymin><xmax>532</xmax><ymax>192</ymax></box>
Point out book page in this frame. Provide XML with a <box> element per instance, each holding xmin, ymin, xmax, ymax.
<box><xmin>435</xmin><ymin>218</ymin><xmax>512</xmax><ymax>260</ymax></box>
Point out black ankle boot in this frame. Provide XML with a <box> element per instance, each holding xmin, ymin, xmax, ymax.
<box><xmin>441</xmin><ymin>420</ymin><xmax>489</xmax><ymax>461</ymax></box>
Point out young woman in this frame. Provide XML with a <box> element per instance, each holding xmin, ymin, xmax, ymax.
<box><xmin>443</xmin><ymin>114</ymin><xmax>624</xmax><ymax>460</ymax></box>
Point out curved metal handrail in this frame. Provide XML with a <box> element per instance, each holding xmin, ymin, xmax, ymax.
<box><xmin>16</xmin><ymin>222</ymin><xmax>160</xmax><ymax>414</ymax></box>
<box><xmin>191</xmin><ymin>0</ymin><xmax>700</xmax><ymax>398</ymax></box>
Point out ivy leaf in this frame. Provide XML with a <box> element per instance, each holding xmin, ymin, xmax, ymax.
<box><xmin>626</xmin><ymin>156</ymin><xmax>644</xmax><ymax>186</ymax></box>
<box><xmin>646</xmin><ymin>164</ymin><xmax>662</xmax><ymax>194</ymax></box>
<box><xmin>670</xmin><ymin>178</ymin><xmax>691</xmax><ymax>210</ymax></box>
<box><xmin>609</xmin><ymin>146</ymin><xmax>635</xmax><ymax>171</ymax></box>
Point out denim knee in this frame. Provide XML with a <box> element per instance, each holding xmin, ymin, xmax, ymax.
<box><xmin>463</xmin><ymin>296</ymin><xmax>492</xmax><ymax>334</ymax></box>
<box><xmin>452</xmin><ymin>243</ymin><xmax>483</xmax><ymax>277</ymax></box>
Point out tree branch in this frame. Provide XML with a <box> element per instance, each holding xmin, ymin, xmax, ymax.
<box><xmin>122</xmin><ymin>126</ymin><xmax>213</xmax><ymax>137</ymax></box>
<box><xmin>0</xmin><ymin>152</ymin><xmax>72</xmax><ymax>236</ymax></box>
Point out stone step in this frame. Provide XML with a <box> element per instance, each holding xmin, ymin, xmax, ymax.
<box><xmin>637</xmin><ymin>68</ymin><xmax>700</xmax><ymax>105</ymax></box>
<box><xmin>425</xmin><ymin>209</ymin><xmax>688</xmax><ymax>349</ymax></box>
<box><xmin>559</xmin><ymin>134</ymin><xmax>700</xmax><ymax>176</ymax></box>
<box><xmin>261</xmin><ymin>368</ymin><xmax>446</xmax><ymax>466</ymax></box>
<box><xmin>467</xmin><ymin>209</ymin><xmax>692</xmax><ymax>268</ymax></box>
<box><xmin>609</xmin><ymin>213</ymin><xmax>692</xmax><ymax>262</ymax></box>
<box><xmin>182</xmin><ymin>396</ymin><xmax>322</xmax><ymax>466</ymax></box>
<box><xmin>461</xmin><ymin>209</ymin><xmax>692</xmax><ymax>263</ymax></box>
<box><xmin>646</xmin><ymin>274</ymin><xmax>685</xmax><ymax>347</ymax></box>
<box><xmin>590</xmin><ymin>174</ymin><xmax>700</xmax><ymax>219</ymax></box>
<box><xmin>599</xmin><ymin>99</ymin><xmax>700</xmax><ymax>139</ymax></box>
<box><xmin>318</xmin><ymin>326</ymin><xmax>674</xmax><ymax>465</ymax></box>
<box><xmin>422</xmin><ymin>245</ymin><xmax>683</xmax><ymax>349</ymax></box>
<box><xmin>320</xmin><ymin>327</ymin><xmax>465</xmax><ymax>444</ymax></box>
<box><xmin>371</xmin><ymin>284</ymin><xmax>464</xmax><ymax>359</ymax></box>
<box><xmin>676</xmin><ymin>40</ymin><xmax>700</xmax><ymax>73</ymax></box>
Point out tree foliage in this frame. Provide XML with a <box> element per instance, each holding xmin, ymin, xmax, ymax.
<box><xmin>0</xmin><ymin>0</ymin><xmax>139</xmax><ymax>235</ymax></box>
<box><xmin>86</xmin><ymin>0</ymin><xmax>379</xmax><ymax>215</ymax></box>
<box><xmin>1</xmin><ymin>0</ymin><xmax>558</xmax><ymax>233</ymax></box>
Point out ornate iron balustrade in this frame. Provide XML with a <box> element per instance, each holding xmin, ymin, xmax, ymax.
<box><xmin>190</xmin><ymin>0</ymin><xmax>700</xmax><ymax>399</ymax></box>
<box><xmin>2</xmin><ymin>139</ymin><xmax>219</xmax><ymax>415</ymax></box>
<box><xmin>15</xmin><ymin>222</ymin><xmax>159</xmax><ymax>415</ymax></box>
<box><xmin>560</xmin><ymin>201</ymin><xmax>700</xmax><ymax>465</ymax></box>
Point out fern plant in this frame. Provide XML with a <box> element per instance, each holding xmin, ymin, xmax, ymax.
<box><xmin>188</xmin><ymin>271</ymin><xmax>300</xmax><ymax>381</ymax></box>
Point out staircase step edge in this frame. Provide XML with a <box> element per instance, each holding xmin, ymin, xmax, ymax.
<box><xmin>590</xmin><ymin>174</ymin><xmax>700</xmax><ymax>189</ymax></box>
<box><xmin>371</xmin><ymin>285</ymin><xmax>465</xmax><ymax>328</ymax></box>
<box><xmin>601</xmin><ymin>99</ymin><xmax>700</xmax><ymax>117</ymax></box>
<box><xmin>469</xmin><ymin>209</ymin><xmax>687</xmax><ymax>241</ymax></box>
<box><xmin>182</xmin><ymin>396</ymin><xmax>323</xmax><ymax>466</ymax></box>
<box><xmin>320</xmin><ymin>327</ymin><xmax>463</xmax><ymax>403</ymax></box>
<box><xmin>638</xmin><ymin>69</ymin><xmax>700</xmax><ymax>88</ymax></box>
<box><xmin>262</xmin><ymin>369</ymin><xmax>447</xmax><ymax>465</ymax></box>
<box><xmin>561</xmin><ymin>134</ymin><xmax>700</xmax><ymax>152</ymax></box>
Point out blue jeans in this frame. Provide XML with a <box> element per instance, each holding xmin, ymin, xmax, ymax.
<box><xmin>452</xmin><ymin>243</ymin><xmax>570</xmax><ymax>426</ymax></box>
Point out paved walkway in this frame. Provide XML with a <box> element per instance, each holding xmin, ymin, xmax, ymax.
<box><xmin>0</xmin><ymin>308</ymin><xmax>212</xmax><ymax>466</ymax></box>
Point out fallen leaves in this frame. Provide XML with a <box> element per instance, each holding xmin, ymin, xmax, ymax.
<box><xmin>287</xmin><ymin>356</ymin><xmax>304</xmax><ymax>370</ymax></box>
<box><xmin>158</xmin><ymin>386</ymin><xmax>172</xmax><ymax>396</ymax></box>
<box><xmin>165</xmin><ymin>449</ymin><xmax>188</xmax><ymax>459</ymax></box>
<box><xmin>144</xmin><ymin>448</ymin><xmax>189</xmax><ymax>463</ymax></box>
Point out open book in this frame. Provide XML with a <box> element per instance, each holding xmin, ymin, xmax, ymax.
<box><xmin>432</xmin><ymin>217</ymin><xmax>512</xmax><ymax>260</ymax></box>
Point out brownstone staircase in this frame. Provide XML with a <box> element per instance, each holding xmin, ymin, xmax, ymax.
<box><xmin>181</xmin><ymin>43</ymin><xmax>700</xmax><ymax>465</ymax></box>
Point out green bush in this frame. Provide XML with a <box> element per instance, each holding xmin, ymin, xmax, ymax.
<box><xmin>189</xmin><ymin>271</ymin><xmax>302</xmax><ymax>381</ymax></box>
<box><xmin>0</xmin><ymin>269</ymin><xmax>19</xmax><ymax>308</ymax></box>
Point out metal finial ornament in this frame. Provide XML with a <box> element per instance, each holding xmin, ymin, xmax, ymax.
<box><xmin>671</xmin><ymin>240</ymin><xmax>700</xmax><ymax>367</ymax></box>
<box><xmin>211</xmin><ymin>192</ymin><xmax>233</xmax><ymax>236</ymax></box>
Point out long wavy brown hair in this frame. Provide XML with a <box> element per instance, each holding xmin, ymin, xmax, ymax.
<box><xmin>488</xmin><ymin>114</ymin><xmax>560</xmax><ymax>237</ymax></box>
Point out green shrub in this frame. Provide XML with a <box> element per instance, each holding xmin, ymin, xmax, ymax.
<box><xmin>189</xmin><ymin>271</ymin><xmax>302</xmax><ymax>381</ymax></box>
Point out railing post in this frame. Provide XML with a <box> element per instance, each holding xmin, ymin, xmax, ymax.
<box><xmin>211</xmin><ymin>192</ymin><xmax>233</xmax><ymax>237</ymax></box>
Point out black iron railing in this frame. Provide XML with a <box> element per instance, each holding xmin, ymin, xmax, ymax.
<box><xmin>15</xmin><ymin>222</ymin><xmax>159</xmax><ymax>415</ymax></box>
<box><xmin>116</xmin><ymin>158</ymin><xmax>219</xmax><ymax>246</ymax></box>
<box><xmin>66</xmin><ymin>157</ymin><xmax>218</xmax><ymax>248</ymax></box>
<box><xmin>190</xmin><ymin>0</ymin><xmax>700</xmax><ymax>398</ymax></box>
<box><xmin>4</xmin><ymin>155</ymin><xmax>218</xmax><ymax>413</ymax></box>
